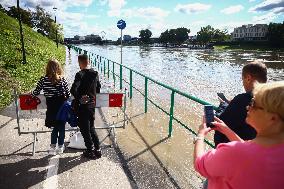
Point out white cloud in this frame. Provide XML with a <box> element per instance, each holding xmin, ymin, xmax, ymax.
<box><xmin>175</xmin><ymin>3</ymin><xmax>211</xmax><ymax>14</ymax></box>
<box><xmin>107</xmin><ymin>0</ymin><xmax>126</xmax><ymax>16</ymax></box>
<box><xmin>0</xmin><ymin>0</ymin><xmax>17</xmax><ymax>8</ymax></box>
<box><xmin>220</xmin><ymin>5</ymin><xmax>244</xmax><ymax>14</ymax></box>
<box><xmin>252</xmin><ymin>11</ymin><xmax>278</xmax><ymax>23</ymax></box>
<box><xmin>121</xmin><ymin>7</ymin><xmax>169</xmax><ymax>20</ymax></box>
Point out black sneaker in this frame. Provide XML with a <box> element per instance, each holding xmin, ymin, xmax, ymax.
<box><xmin>93</xmin><ymin>149</ymin><xmax>102</xmax><ymax>158</ymax></box>
<box><xmin>82</xmin><ymin>150</ymin><xmax>97</xmax><ymax>159</ymax></box>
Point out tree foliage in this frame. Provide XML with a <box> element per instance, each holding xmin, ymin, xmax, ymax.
<box><xmin>159</xmin><ymin>27</ymin><xmax>190</xmax><ymax>44</ymax></box>
<box><xmin>7</xmin><ymin>6</ymin><xmax>34</xmax><ymax>28</ymax></box>
<box><xmin>139</xmin><ymin>29</ymin><xmax>152</xmax><ymax>43</ymax></box>
<box><xmin>197</xmin><ymin>25</ymin><xmax>229</xmax><ymax>44</ymax></box>
<box><xmin>0</xmin><ymin>4</ymin><xmax>64</xmax><ymax>43</ymax></box>
<box><xmin>267</xmin><ymin>22</ymin><xmax>284</xmax><ymax>47</ymax></box>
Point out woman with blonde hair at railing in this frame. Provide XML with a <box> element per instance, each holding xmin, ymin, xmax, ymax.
<box><xmin>32</xmin><ymin>59</ymin><xmax>70</xmax><ymax>155</ymax></box>
<box><xmin>193</xmin><ymin>81</ymin><xmax>284</xmax><ymax>189</ymax></box>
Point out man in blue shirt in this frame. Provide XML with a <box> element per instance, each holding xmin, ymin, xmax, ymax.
<box><xmin>214</xmin><ymin>61</ymin><xmax>267</xmax><ymax>146</ymax></box>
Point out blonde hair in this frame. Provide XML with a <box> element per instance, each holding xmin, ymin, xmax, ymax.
<box><xmin>45</xmin><ymin>59</ymin><xmax>63</xmax><ymax>84</ymax></box>
<box><xmin>253</xmin><ymin>81</ymin><xmax>284</xmax><ymax>120</ymax></box>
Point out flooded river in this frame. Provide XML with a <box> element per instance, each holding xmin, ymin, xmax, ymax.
<box><xmin>70</xmin><ymin>46</ymin><xmax>283</xmax><ymax>188</ymax></box>
<box><xmin>80</xmin><ymin>45</ymin><xmax>284</xmax><ymax>105</ymax></box>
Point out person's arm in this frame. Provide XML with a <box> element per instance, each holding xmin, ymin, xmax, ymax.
<box><xmin>70</xmin><ymin>73</ymin><xmax>81</xmax><ymax>99</ymax></box>
<box><xmin>194</xmin><ymin>117</ymin><xmax>240</xmax><ymax>178</ymax></box>
<box><xmin>96</xmin><ymin>72</ymin><xmax>101</xmax><ymax>93</ymax></box>
<box><xmin>194</xmin><ymin>119</ymin><xmax>212</xmax><ymax>164</ymax></box>
<box><xmin>212</xmin><ymin>117</ymin><xmax>244</xmax><ymax>142</ymax></box>
<box><xmin>31</xmin><ymin>77</ymin><xmax>44</xmax><ymax>96</ymax></box>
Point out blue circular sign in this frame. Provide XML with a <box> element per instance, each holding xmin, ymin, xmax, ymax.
<box><xmin>117</xmin><ymin>19</ymin><xmax>126</xmax><ymax>30</ymax></box>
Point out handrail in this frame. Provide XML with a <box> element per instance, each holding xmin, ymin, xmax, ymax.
<box><xmin>70</xmin><ymin>45</ymin><xmax>216</xmax><ymax>148</ymax></box>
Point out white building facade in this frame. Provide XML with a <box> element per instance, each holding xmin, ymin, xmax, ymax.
<box><xmin>232</xmin><ymin>24</ymin><xmax>268</xmax><ymax>41</ymax></box>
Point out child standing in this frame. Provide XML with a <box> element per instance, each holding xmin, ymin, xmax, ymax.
<box><xmin>32</xmin><ymin>59</ymin><xmax>70</xmax><ymax>155</ymax></box>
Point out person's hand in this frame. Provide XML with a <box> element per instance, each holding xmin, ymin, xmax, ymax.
<box><xmin>211</xmin><ymin>116</ymin><xmax>230</xmax><ymax>135</ymax></box>
<box><xmin>218</xmin><ymin>97</ymin><xmax>225</xmax><ymax>103</ymax></box>
<box><xmin>81</xmin><ymin>95</ymin><xmax>89</xmax><ymax>101</ymax></box>
<box><xmin>197</xmin><ymin>116</ymin><xmax>213</xmax><ymax>137</ymax></box>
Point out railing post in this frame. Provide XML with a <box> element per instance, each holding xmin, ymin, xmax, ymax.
<box><xmin>101</xmin><ymin>62</ymin><xmax>103</xmax><ymax>73</ymax></box>
<box><xmin>98</xmin><ymin>59</ymin><xmax>100</xmax><ymax>71</ymax></box>
<box><xmin>103</xmin><ymin>60</ymin><xmax>106</xmax><ymax>75</ymax></box>
<box><xmin>130</xmin><ymin>70</ymin><xmax>133</xmax><ymax>99</ymax></box>
<box><xmin>112</xmin><ymin>61</ymin><xmax>115</xmax><ymax>81</ymax></box>
<box><xmin>107</xmin><ymin>60</ymin><xmax>110</xmax><ymax>78</ymax></box>
<box><xmin>94</xmin><ymin>58</ymin><xmax>96</xmax><ymax>67</ymax></box>
<box><xmin>145</xmin><ymin>77</ymin><xmax>148</xmax><ymax>113</ymax></box>
<box><xmin>168</xmin><ymin>91</ymin><xmax>175</xmax><ymax>137</ymax></box>
<box><xmin>120</xmin><ymin>64</ymin><xmax>122</xmax><ymax>90</ymax></box>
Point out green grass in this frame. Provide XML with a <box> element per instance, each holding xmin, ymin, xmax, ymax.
<box><xmin>0</xmin><ymin>12</ymin><xmax>65</xmax><ymax>110</ymax></box>
<box><xmin>214</xmin><ymin>44</ymin><xmax>284</xmax><ymax>51</ymax></box>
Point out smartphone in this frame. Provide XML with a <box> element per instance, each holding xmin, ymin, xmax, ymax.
<box><xmin>204</xmin><ymin>105</ymin><xmax>215</xmax><ymax>128</ymax></box>
<box><xmin>217</xmin><ymin>93</ymin><xmax>229</xmax><ymax>103</ymax></box>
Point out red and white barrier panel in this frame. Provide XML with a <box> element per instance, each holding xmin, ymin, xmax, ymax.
<box><xmin>95</xmin><ymin>93</ymin><xmax>123</xmax><ymax>107</ymax></box>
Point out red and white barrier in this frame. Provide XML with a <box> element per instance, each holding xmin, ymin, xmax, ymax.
<box><xmin>95</xmin><ymin>93</ymin><xmax>123</xmax><ymax>107</ymax></box>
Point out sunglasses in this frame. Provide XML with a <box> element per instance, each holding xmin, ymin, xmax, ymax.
<box><xmin>248</xmin><ymin>98</ymin><xmax>264</xmax><ymax>110</ymax></box>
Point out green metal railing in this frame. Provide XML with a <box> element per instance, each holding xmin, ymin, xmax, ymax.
<box><xmin>71</xmin><ymin>45</ymin><xmax>217</xmax><ymax>148</ymax></box>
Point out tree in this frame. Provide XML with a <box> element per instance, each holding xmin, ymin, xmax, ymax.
<box><xmin>267</xmin><ymin>22</ymin><xmax>284</xmax><ymax>47</ymax></box>
<box><xmin>48</xmin><ymin>22</ymin><xmax>64</xmax><ymax>43</ymax></box>
<box><xmin>32</xmin><ymin>6</ymin><xmax>64</xmax><ymax>42</ymax></box>
<box><xmin>212</xmin><ymin>29</ymin><xmax>229</xmax><ymax>42</ymax></box>
<box><xmin>139</xmin><ymin>29</ymin><xmax>152</xmax><ymax>43</ymax></box>
<box><xmin>197</xmin><ymin>25</ymin><xmax>215</xmax><ymax>44</ymax></box>
<box><xmin>159</xmin><ymin>27</ymin><xmax>190</xmax><ymax>44</ymax></box>
<box><xmin>159</xmin><ymin>30</ymin><xmax>169</xmax><ymax>44</ymax></box>
<box><xmin>7</xmin><ymin>6</ymin><xmax>34</xmax><ymax>27</ymax></box>
<box><xmin>174</xmin><ymin>27</ymin><xmax>190</xmax><ymax>44</ymax></box>
<box><xmin>0</xmin><ymin>4</ymin><xmax>7</xmax><ymax>13</ymax></box>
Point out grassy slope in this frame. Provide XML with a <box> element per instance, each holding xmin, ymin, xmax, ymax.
<box><xmin>0</xmin><ymin>11</ymin><xmax>65</xmax><ymax>110</ymax></box>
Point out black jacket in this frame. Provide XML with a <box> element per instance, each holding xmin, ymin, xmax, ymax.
<box><xmin>214</xmin><ymin>92</ymin><xmax>257</xmax><ymax>147</ymax></box>
<box><xmin>70</xmin><ymin>69</ymin><xmax>101</xmax><ymax>100</ymax></box>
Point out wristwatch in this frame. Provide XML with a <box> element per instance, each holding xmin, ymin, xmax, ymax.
<box><xmin>193</xmin><ymin>136</ymin><xmax>204</xmax><ymax>144</ymax></box>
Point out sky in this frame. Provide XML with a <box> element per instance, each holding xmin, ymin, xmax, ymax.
<box><xmin>1</xmin><ymin>0</ymin><xmax>284</xmax><ymax>40</ymax></box>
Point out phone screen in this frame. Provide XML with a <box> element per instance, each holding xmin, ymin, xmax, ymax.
<box><xmin>204</xmin><ymin>105</ymin><xmax>214</xmax><ymax>128</ymax></box>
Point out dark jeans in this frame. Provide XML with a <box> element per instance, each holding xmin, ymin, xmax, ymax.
<box><xmin>78</xmin><ymin>105</ymin><xmax>100</xmax><ymax>150</ymax></box>
<box><xmin>51</xmin><ymin>121</ymin><xmax>65</xmax><ymax>146</ymax></box>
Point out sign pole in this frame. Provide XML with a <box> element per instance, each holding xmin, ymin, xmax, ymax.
<box><xmin>117</xmin><ymin>19</ymin><xmax>126</xmax><ymax>65</ymax></box>
<box><xmin>120</xmin><ymin>29</ymin><xmax>122</xmax><ymax>65</ymax></box>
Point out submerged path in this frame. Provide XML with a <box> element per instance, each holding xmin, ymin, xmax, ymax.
<box><xmin>0</xmin><ymin>48</ymin><xmax>204</xmax><ymax>189</ymax></box>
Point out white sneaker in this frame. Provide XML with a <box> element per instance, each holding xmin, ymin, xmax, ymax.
<box><xmin>56</xmin><ymin>145</ymin><xmax>65</xmax><ymax>154</ymax></box>
<box><xmin>48</xmin><ymin>145</ymin><xmax>56</xmax><ymax>155</ymax></box>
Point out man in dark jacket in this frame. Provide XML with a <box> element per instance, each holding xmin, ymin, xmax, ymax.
<box><xmin>71</xmin><ymin>54</ymin><xmax>101</xmax><ymax>159</ymax></box>
<box><xmin>214</xmin><ymin>61</ymin><xmax>267</xmax><ymax>147</ymax></box>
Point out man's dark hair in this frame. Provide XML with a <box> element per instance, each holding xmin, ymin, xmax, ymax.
<box><xmin>242</xmin><ymin>61</ymin><xmax>267</xmax><ymax>83</ymax></box>
<box><xmin>78</xmin><ymin>54</ymin><xmax>88</xmax><ymax>63</ymax></box>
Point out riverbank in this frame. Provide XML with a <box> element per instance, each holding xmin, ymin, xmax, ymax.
<box><xmin>214</xmin><ymin>44</ymin><xmax>284</xmax><ymax>51</ymax></box>
<box><xmin>0</xmin><ymin>12</ymin><xmax>65</xmax><ymax>110</ymax></box>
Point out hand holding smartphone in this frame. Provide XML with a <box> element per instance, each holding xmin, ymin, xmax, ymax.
<box><xmin>204</xmin><ymin>105</ymin><xmax>215</xmax><ymax>128</ymax></box>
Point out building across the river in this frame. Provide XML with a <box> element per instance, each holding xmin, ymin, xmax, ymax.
<box><xmin>231</xmin><ymin>24</ymin><xmax>268</xmax><ymax>41</ymax></box>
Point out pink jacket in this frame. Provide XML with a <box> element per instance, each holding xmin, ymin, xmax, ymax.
<box><xmin>195</xmin><ymin>141</ymin><xmax>284</xmax><ymax>189</ymax></box>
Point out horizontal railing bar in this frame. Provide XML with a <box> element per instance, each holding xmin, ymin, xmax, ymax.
<box><xmin>100</xmin><ymin>57</ymin><xmax>217</xmax><ymax>109</ymax></box>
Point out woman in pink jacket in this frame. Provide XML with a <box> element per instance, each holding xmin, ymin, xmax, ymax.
<box><xmin>194</xmin><ymin>81</ymin><xmax>284</xmax><ymax>189</ymax></box>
